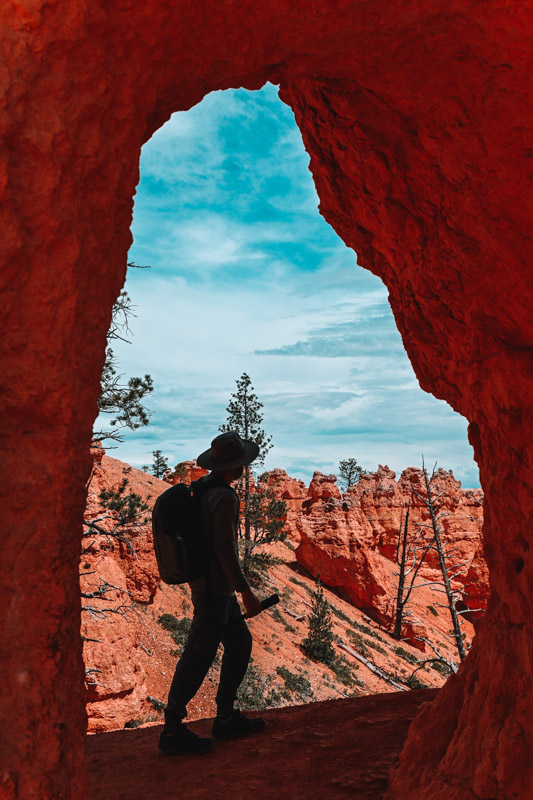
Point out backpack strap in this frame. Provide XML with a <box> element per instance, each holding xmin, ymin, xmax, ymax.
<box><xmin>189</xmin><ymin>477</ymin><xmax>239</xmax><ymax>592</ymax></box>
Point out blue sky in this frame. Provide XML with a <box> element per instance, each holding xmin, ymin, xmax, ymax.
<box><xmin>105</xmin><ymin>83</ymin><xmax>480</xmax><ymax>488</ymax></box>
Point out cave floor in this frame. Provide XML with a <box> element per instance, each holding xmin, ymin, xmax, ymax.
<box><xmin>86</xmin><ymin>688</ymin><xmax>438</xmax><ymax>800</ymax></box>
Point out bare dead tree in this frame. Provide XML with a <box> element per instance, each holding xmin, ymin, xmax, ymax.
<box><xmin>80</xmin><ymin>580</ymin><xmax>134</xmax><ymax>621</ymax></box>
<box><xmin>85</xmin><ymin>667</ymin><xmax>104</xmax><ymax>688</ymax></box>
<box><xmin>411</xmin><ymin>459</ymin><xmax>468</xmax><ymax>660</ymax></box>
<box><xmin>81</xmin><ymin>477</ymin><xmax>149</xmax><ymax>626</ymax></box>
<box><xmin>392</xmin><ymin>502</ymin><xmax>436</xmax><ymax>639</ymax></box>
<box><xmin>410</xmin><ymin>637</ymin><xmax>458</xmax><ymax>677</ymax></box>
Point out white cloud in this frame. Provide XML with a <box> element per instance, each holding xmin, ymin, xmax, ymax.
<box><xmin>109</xmin><ymin>85</ymin><xmax>480</xmax><ymax>489</ymax></box>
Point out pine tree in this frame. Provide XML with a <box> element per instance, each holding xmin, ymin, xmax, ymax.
<box><xmin>93</xmin><ymin>287</ymin><xmax>153</xmax><ymax>444</ymax></box>
<box><xmin>302</xmin><ymin>579</ymin><xmax>336</xmax><ymax>665</ymax></box>
<box><xmin>220</xmin><ymin>373</ymin><xmax>273</xmax><ymax>564</ymax></box>
<box><xmin>338</xmin><ymin>458</ymin><xmax>367</xmax><ymax>491</ymax></box>
<box><xmin>150</xmin><ymin>450</ymin><xmax>169</xmax><ymax>479</ymax></box>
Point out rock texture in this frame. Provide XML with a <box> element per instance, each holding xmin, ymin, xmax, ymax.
<box><xmin>296</xmin><ymin>467</ymin><xmax>487</xmax><ymax>643</ymax></box>
<box><xmin>1</xmin><ymin>2</ymin><xmax>532</xmax><ymax>799</ymax></box>
<box><xmin>86</xmin><ymin>690</ymin><xmax>438</xmax><ymax>800</ymax></box>
<box><xmin>81</xmin><ymin>453</ymin><xmax>481</xmax><ymax>732</ymax></box>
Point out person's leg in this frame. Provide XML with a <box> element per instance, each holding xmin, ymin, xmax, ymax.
<box><xmin>215</xmin><ymin>595</ymin><xmax>253</xmax><ymax>717</ymax></box>
<box><xmin>164</xmin><ymin>587</ymin><xmax>230</xmax><ymax>731</ymax></box>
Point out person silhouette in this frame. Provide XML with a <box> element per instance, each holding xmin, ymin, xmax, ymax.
<box><xmin>159</xmin><ymin>431</ymin><xmax>266</xmax><ymax>755</ymax></box>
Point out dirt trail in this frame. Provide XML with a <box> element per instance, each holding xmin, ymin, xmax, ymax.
<box><xmin>87</xmin><ymin>689</ymin><xmax>437</xmax><ymax>800</ymax></box>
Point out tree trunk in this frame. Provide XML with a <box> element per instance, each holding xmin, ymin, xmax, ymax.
<box><xmin>424</xmin><ymin>472</ymin><xmax>466</xmax><ymax>659</ymax></box>
<box><xmin>393</xmin><ymin>508</ymin><xmax>409</xmax><ymax>639</ymax></box>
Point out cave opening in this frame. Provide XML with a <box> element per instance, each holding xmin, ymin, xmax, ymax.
<box><xmin>115</xmin><ymin>83</ymin><xmax>479</xmax><ymax>489</ymax></box>
<box><xmin>79</xmin><ymin>80</ymin><xmax>487</xmax><ymax>741</ymax></box>
<box><xmin>3</xmin><ymin>5</ymin><xmax>531</xmax><ymax>799</ymax></box>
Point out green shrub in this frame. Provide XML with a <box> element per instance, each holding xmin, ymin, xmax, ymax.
<box><xmin>406</xmin><ymin>674</ymin><xmax>429</xmax><ymax>689</ymax></box>
<box><xmin>350</xmin><ymin>618</ymin><xmax>385</xmax><ymax>642</ymax></box>
<box><xmin>365</xmin><ymin>638</ymin><xmax>387</xmax><ymax>655</ymax></box>
<box><xmin>237</xmin><ymin>658</ymin><xmax>282</xmax><ymax>710</ymax></box>
<box><xmin>393</xmin><ymin>646</ymin><xmax>418</xmax><ymax>664</ymax></box>
<box><xmin>271</xmin><ymin>607</ymin><xmax>296</xmax><ymax>634</ymax></box>
<box><xmin>347</xmin><ymin>631</ymin><xmax>368</xmax><ymax>658</ymax></box>
<box><xmin>431</xmin><ymin>660</ymin><xmax>453</xmax><ymax>676</ymax></box>
<box><xmin>330</xmin><ymin>605</ymin><xmax>353</xmax><ymax>625</ymax></box>
<box><xmin>330</xmin><ymin>657</ymin><xmax>354</xmax><ymax>686</ymax></box>
<box><xmin>427</xmin><ymin>605</ymin><xmax>438</xmax><ymax>617</ymax></box>
<box><xmin>276</xmin><ymin>666</ymin><xmax>313</xmax><ymax>700</ymax></box>
<box><xmin>242</xmin><ymin>549</ymin><xmax>283</xmax><ymax>587</ymax></box>
<box><xmin>289</xmin><ymin>575</ymin><xmax>308</xmax><ymax>589</ymax></box>
<box><xmin>157</xmin><ymin>613</ymin><xmax>191</xmax><ymax>650</ymax></box>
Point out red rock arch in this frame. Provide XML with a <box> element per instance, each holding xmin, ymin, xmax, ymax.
<box><xmin>1</xmin><ymin>2</ymin><xmax>532</xmax><ymax>798</ymax></box>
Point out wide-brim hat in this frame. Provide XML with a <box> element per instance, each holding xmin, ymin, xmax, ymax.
<box><xmin>197</xmin><ymin>431</ymin><xmax>259</xmax><ymax>471</ymax></box>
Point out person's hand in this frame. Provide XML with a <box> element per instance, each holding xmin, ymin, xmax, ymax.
<box><xmin>241</xmin><ymin>588</ymin><xmax>262</xmax><ymax>618</ymax></box>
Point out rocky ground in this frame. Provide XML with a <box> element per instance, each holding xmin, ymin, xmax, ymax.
<box><xmin>86</xmin><ymin>689</ymin><xmax>438</xmax><ymax>800</ymax></box>
<box><xmin>82</xmin><ymin>449</ymin><xmax>486</xmax><ymax>734</ymax></box>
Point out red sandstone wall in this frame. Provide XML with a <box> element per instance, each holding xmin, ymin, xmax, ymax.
<box><xmin>1</xmin><ymin>2</ymin><xmax>532</xmax><ymax>799</ymax></box>
<box><xmin>294</xmin><ymin>467</ymin><xmax>487</xmax><ymax>642</ymax></box>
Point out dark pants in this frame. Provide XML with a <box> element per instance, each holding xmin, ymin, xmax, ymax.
<box><xmin>164</xmin><ymin>583</ymin><xmax>252</xmax><ymax>730</ymax></box>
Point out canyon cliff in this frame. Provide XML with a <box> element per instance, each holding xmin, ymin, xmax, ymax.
<box><xmin>82</xmin><ymin>451</ymin><xmax>485</xmax><ymax>734</ymax></box>
<box><xmin>291</xmin><ymin>466</ymin><xmax>487</xmax><ymax>645</ymax></box>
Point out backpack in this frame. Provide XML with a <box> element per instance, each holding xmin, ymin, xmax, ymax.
<box><xmin>151</xmin><ymin>477</ymin><xmax>227</xmax><ymax>584</ymax></box>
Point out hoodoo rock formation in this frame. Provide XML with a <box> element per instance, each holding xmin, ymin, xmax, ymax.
<box><xmin>1</xmin><ymin>3</ymin><xmax>532</xmax><ymax>799</ymax></box>
<box><xmin>82</xmin><ymin>452</ymin><xmax>483</xmax><ymax>732</ymax></box>
<box><xmin>295</xmin><ymin>467</ymin><xmax>487</xmax><ymax>642</ymax></box>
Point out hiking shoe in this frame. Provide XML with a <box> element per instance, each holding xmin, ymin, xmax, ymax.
<box><xmin>212</xmin><ymin>710</ymin><xmax>266</xmax><ymax>740</ymax></box>
<box><xmin>158</xmin><ymin>725</ymin><xmax>214</xmax><ymax>755</ymax></box>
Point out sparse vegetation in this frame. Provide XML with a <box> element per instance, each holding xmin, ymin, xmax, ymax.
<box><xmin>98</xmin><ymin>479</ymin><xmax>150</xmax><ymax>531</ymax></box>
<box><xmin>346</xmin><ymin>631</ymin><xmax>368</xmax><ymax>658</ymax></box>
<box><xmin>289</xmin><ymin>575</ymin><xmax>309</xmax><ymax>590</ymax></box>
<box><xmin>330</xmin><ymin>657</ymin><xmax>354</xmax><ymax>686</ymax></box>
<box><xmin>237</xmin><ymin>658</ymin><xmax>282</xmax><ymax>710</ymax></box>
<box><xmin>271</xmin><ymin>607</ymin><xmax>296</xmax><ymax>634</ymax></box>
<box><xmin>428</xmin><ymin>605</ymin><xmax>438</xmax><ymax>617</ymax></box>
<box><xmin>364</xmin><ymin>638</ymin><xmax>387</xmax><ymax>656</ymax></box>
<box><xmin>157</xmin><ymin>613</ymin><xmax>191</xmax><ymax>651</ymax></box>
<box><xmin>81</xmin><ymin>475</ymin><xmax>150</xmax><ymax>640</ymax></box>
<box><xmin>393</xmin><ymin>646</ymin><xmax>418</xmax><ymax>664</ymax></box>
<box><xmin>146</xmin><ymin>696</ymin><xmax>165</xmax><ymax>712</ymax></box>
<box><xmin>330</xmin><ymin>604</ymin><xmax>354</xmax><ymax>625</ymax></box>
<box><xmin>334</xmin><ymin>607</ymin><xmax>385</xmax><ymax>642</ymax></box>
<box><xmin>276</xmin><ymin>666</ymin><xmax>313</xmax><ymax>700</ymax></box>
<box><xmin>431</xmin><ymin>660</ymin><xmax>454</xmax><ymax>676</ymax></box>
<box><xmin>406</xmin><ymin>674</ymin><xmax>429</xmax><ymax>689</ymax></box>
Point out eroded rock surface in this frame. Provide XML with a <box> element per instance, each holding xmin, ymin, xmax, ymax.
<box><xmin>2</xmin><ymin>2</ymin><xmax>532</xmax><ymax>798</ymax></box>
<box><xmin>82</xmin><ymin>453</ymin><xmax>483</xmax><ymax>731</ymax></box>
<box><xmin>295</xmin><ymin>466</ymin><xmax>487</xmax><ymax>640</ymax></box>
